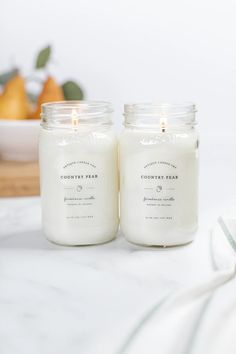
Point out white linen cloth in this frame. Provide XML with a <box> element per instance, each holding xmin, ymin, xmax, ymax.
<box><xmin>117</xmin><ymin>214</ymin><xmax>236</xmax><ymax>354</ymax></box>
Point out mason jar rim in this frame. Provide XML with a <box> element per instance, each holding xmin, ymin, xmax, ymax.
<box><xmin>41</xmin><ymin>101</ymin><xmax>113</xmax><ymax>128</ymax></box>
<box><xmin>123</xmin><ymin>102</ymin><xmax>197</xmax><ymax>128</ymax></box>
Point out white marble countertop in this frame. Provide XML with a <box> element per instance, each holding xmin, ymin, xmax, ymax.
<box><xmin>0</xmin><ymin>134</ymin><xmax>236</xmax><ymax>354</ymax></box>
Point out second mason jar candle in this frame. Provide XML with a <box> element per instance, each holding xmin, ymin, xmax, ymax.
<box><xmin>119</xmin><ymin>103</ymin><xmax>199</xmax><ymax>246</ymax></box>
<box><xmin>39</xmin><ymin>101</ymin><xmax>119</xmax><ymax>245</ymax></box>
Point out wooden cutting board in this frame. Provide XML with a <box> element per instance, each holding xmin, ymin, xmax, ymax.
<box><xmin>0</xmin><ymin>160</ymin><xmax>40</xmax><ymax>197</ymax></box>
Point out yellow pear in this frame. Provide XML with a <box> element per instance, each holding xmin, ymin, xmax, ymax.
<box><xmin>31</xmin><ymin>76</ymin><xmax>64</xmax><ymax>119</ymax></box>
<box><xmin>0</xmin><ymin>74</ymin><xmax>31</xmax><ymax>119</ymax></box>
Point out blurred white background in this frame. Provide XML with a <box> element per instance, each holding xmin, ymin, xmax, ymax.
<box><xmin>1</xmin><ymin>0</ymin><xmax>236</xmax><ymax>132</ymax></box>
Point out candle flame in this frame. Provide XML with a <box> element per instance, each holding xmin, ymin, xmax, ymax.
<box><xmin>160</xmin><ymin>116</ymin><xmax>167</xmax><ymax>133</ymax></box>
<box><xmin>71</xmin><ymin>109</ymin><xmax>79</xmax><ymax>128</ymax></box>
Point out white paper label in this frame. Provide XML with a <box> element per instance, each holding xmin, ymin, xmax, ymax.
<box><xmin>140</xmin><ymin>160</ymin><xmax>178</xmax><ymax>222</ymax></box>
<box><xmin>58</xmin><ymin>159</ymin><xmax>101</xmax><ymax>222</ymax></box>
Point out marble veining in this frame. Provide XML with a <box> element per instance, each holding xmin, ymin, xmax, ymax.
<box><xmin>0</xmin><ymin>196</ymin><xmax>215</xmax><ymax>354</ymax></box>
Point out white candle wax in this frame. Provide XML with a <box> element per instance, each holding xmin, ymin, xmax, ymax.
<box><xmin>39</xmin><ymin>102</ymin><xmax>119</xmax><ymax>245</ymax></box>
<box><xmin>120</xmin><ymin>104</ymin><xmax>198</xmax><ymax>246</ymax></box>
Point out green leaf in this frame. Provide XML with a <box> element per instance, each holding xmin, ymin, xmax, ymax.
<box><xmin>27</xmin><ymin>92</ymin><xmax>38</xmax><ymax>103</ymax></box>
<box><xmin>62</xmin><ymin>81</ymin><xmax>84</xmax><ymax>100</ymax></box>
<box><xmin>35</xmin><ymin>46</ymin><xmax>51</xmax><ymax>69</ymax></box>
<box><xmin>0</xmin><ymin>68</ymin><xmax>18</xmax><ymax>85</ymax></box>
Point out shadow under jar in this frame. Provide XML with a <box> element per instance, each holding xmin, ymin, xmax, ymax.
<box><xmin>39</xmin><ymin>101</ymin><xmax>119</xmax><ymax>245</ymax></box>
<box><xmin>119</xmin><ymin>103</ymin><xmax>199</xmax><ymax>246</ymax></box>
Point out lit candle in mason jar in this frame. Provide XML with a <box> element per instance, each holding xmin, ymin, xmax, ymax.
<box><xmin>119</xmin><ymin>103</ymin><xmax>199</xmax><ymax>246</ymax></box>
<box><xmin>39</xmin><ymin>101</ymin><xmax>119</xmax><ymax>245</ymax></box>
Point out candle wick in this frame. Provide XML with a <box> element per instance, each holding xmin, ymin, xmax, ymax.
<box><xmin>71</xmin><ymin>109</ymin><xmax>79</xmax><ymax>130</ymax></box>
<box><xmin>160</xmin><ymin>118</ymin><xmax>166</xmax><ymax>133</ymax></box>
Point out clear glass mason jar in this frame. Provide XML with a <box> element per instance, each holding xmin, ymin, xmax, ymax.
<box><xmin>119</xmin><ymin>103</ymin><xmax>199</xmax><ymax>246</ymax></box>
<box><xmin>39</xmin><ymin>101</ymin><xmax>119</xmax><ymax>245</ymax></box>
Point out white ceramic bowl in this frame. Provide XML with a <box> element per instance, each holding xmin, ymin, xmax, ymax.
<box><xmin>0</xmin><ymin>119</ymin><xmax>40</xmax><ymax>161</ymax></box>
